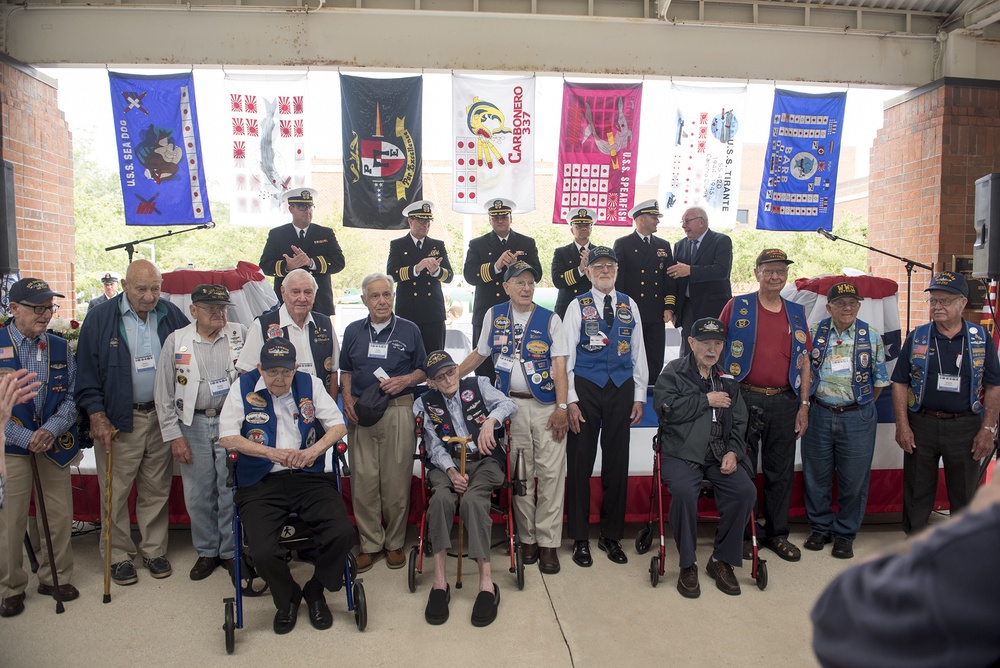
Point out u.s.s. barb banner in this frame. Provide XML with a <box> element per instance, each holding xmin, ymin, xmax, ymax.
<box><xmin>666</xmin><ymin>84</ymin><xmax>747</xmax><ymax>228</ymax></box>
<box><xmin>452</xmin><ymin>75</ymin><xmax>535</xmax><ymax>213</ymax></box>
<box><xmin>341</xmin><ymin>75</ymin><xmax>422</xmax><ymax>230</ymax></box>
<box><xmin>757</xmin><ymin>89</ymin><xmax>847</xmax><ymax>231</ymax></box>
<box><xmin>224</xmin><ymin>73</ymin><xmax>310</xmax><ymax>227</ymax></box>
<box><xmin>109</xmin><ymin>72</ymin><xmax>212</xmax><ymax>226</ymax></box>
<box><xmin>552</xmin><ymin>82</ymin><xmax>642</xmax><ymax>226</ymax></box>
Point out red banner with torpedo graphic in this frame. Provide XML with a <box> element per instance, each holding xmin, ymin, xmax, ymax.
<box><xmin>552</xmin><ymin>82</ymin><xmax>642</xmax><ymax>226</ymax></box>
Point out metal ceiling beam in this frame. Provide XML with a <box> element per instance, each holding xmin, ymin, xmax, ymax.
<box><xmin>0</xmin><ymin>5</ymin><xmax>948</xmax><ymax>86</ymax></box>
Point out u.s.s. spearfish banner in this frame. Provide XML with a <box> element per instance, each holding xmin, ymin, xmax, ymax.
<box><xmin>341</xmin><ymin>75</ymin><xmax>422</xmax><ymax>230</ymax></box>
<box><xmin>666</xmin><ymin>84</ymin><xmax>747</xmax><ymax>227</ymax></box>
<box><xmin>452</xmin><ymin>75</ymin><xmax>534</xmax><ymax>213</ymax></box>
<box><xmin>757</xmin><ymin>89</ymin><xmax>847</xmax><ymax>231</ymax></box>
<box><xmin>224</xmin><ymin>73</ymin><xmax>310</xmax><ymax>227</ymax></box>
<box><xmin>109</xmin><ymin>72</ymin><xmax>211</xmax><ymax>226</ymax></box>
<box><xmin>553</xmin><ymin>82</ymin><xmax>642</xmax><ymax>226</ymax></box>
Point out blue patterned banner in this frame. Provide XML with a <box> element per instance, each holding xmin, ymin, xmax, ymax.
<box><xmin>756</xmin><ymin>89</ymin><xmax>846</xmax><ymax>231</ymax></box>
<box><xmin>109</xmin><ymin>72</ymin><xmax>212</xmax><ymax>226</ymax></box>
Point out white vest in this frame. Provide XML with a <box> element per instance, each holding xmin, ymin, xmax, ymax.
<box><xmin>173</xmin><ymin>323</ymin><xmax>246</xmax><ymax>426</ymax></box>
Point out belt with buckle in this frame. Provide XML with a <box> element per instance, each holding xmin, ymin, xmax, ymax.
<box><xmin>194</xmin><ymin>408</ymin><xmax>220</xmax><ymax>417</ymax></box>
<box><xmin>133</xmin><ymin>401</ymin><xmax>156</xmax><ymax>412</ymax></box>
<box><xmin>451</xmin><ymin>446</ymin><xmax>484</xmax><ymax>462</ymax></box>
<box><xmin>509</xmin><ymin>391</ymin><xmax>534</xmax><ymax>399</ymax></box>
<box><xmin>816</xmin><ymin>402</ymin><xmax>861</xmax><ymax>414</ymax></box>
<box><xmin>739</xmin><ymin>383</ymin><xmax>791</xmax><ymax>396</ymax></box>
<box><xmin>919</xmin><ymin>409</ymin><xmax>977</xmax><ymax>419</ymax></box>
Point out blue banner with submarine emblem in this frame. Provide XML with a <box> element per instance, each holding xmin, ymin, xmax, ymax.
<box><xmin>108</xmin><ymin>71</ymin><xmax>212</xmax><ymax>226</ymax></box>
<box><xmin>756</xmin><ymin>89</ymin><xmax>846</xmax><ymax>232</ymax></box>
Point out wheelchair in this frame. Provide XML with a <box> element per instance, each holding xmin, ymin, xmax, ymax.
<box><xmin>221</xmin><ymin>441</ymin><xmax>367</xmax><ymax>654</ymax></box>
<box><xmin>406</xmin><ymin>413</ymin><xmax>527</xmax><ymax>592</ymax></box>
<box><xmin>635</xmin><ymin>405</ymin><xmax>768</xmax><ymax>591</ymax></box>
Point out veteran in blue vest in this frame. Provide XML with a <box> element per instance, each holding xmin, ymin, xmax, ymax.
<box><xmin>891</xmin><ymin>271</ymin><xmax>1000</xmax><ymax>536</ymax></box>
<box><xmin>561</xmin><ymin>246</ymin><xmax>648</xmax><ymax>568</ymax></box>
<box><xmin>219</xmin><ymin>337</ymin><xmax>355</xmax><ymax>634</ymax></box>
<box><xmin>76</xmin><ymin>259</ymin><xmax>190</xmax><ymax>586</ymax></box>
<box><xmin>154</xmin><ymin>284</ymin><xmax>246</xmax><ymax>581</ymax></box>
<box><xmin>237</xmin><ymin>269</ymin><xmax>339</xmax><ymax>400</ymax></box>
<box><xmin>459</xmin><ymin>260</ymin><xmax>570</xmax><ymax>575</ymax></box>
<box><xmin>0</xmin><ymin>279</ymin><xmax>79</xmax><ymax>617</ymax></box>
<box><xmin>720</xmin><ymin>248</ymin><xmax>811</xmax><ymax>562</ymax></box>
<box><xmin>802</xmin><ymin>282</ymin><xmax>890</xmax><ymax>560</ymax></box>
<box><xmin>413</xmin><ymin>351</ymin><xmax>517</xmax><ymax>627</ymax></box>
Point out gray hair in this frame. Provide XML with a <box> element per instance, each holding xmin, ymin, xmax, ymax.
<box><xmin>684</xmin><ymin>206</ymin><xmax>709</xmax><ymax>223</ymax></box>
<box><xmin>283</xmin><ymin>268</ymin><xmax>318</xmax><ymax>292</ymax></box>
<box><xmin>361</xmin><ymin>272</ymin><xmax>394</xmax><ymax>297</ymax></box>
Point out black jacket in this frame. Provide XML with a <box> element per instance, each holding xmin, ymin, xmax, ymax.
<box><xmin>462</xmin><ymin>230</ymin><xmax>541</xmax><ymax>335</ymax></box>
<box><xmin>259</xmin><ymin>222</ymin><xmax>345</xmax><ymax>316</ymax></box>
<box><xmin>551</xmin><ymin>241</ymin><xmax>593</xmax><ymax>318</ymax></box>
<box><xmin>613</xmin><ymin>231</ymin><xmax>678</xmax><ymax>323</ymax></box>
<box><xmin>386</xmin><ymin>234</ymin><xmax>453</xmax><ymax>325</ymax></box>
<box><xmin>673</xmin><ymin>228</ymin><xmax>733</xmax><ymax>323</ymax></box>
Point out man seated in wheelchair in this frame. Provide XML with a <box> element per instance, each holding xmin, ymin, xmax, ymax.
<box><xmin>219</xmin><ymin>337</ymin><xmax>355</xmax><ymax>634</ymax></box>
<box><xmin>653</xmin><ymin>318</ymin><xmax>757</xmax><ymax>599</ymax></box>
<box><xmin>413</xmin><ymin>350</ymin><xmax>517</xmax><ymax>627</ymax></box>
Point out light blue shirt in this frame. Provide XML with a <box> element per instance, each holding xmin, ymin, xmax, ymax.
<box><xmin>120</xmin><ymin>296</ymin><xmax>161</xmax><ymax>403</ymax></box>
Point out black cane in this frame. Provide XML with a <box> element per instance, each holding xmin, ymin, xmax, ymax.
<box><xmin>28</xmin><ymin>452</ymin><xmax>64</xmax><ymax>614</ymax></box>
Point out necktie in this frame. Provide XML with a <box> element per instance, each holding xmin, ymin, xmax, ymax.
<box><xmin>604</xmin><ymin>294</ymin><xmax>614</xmax><ymax>327</ymax></box>
<box><xmin>643</xmin><ymin>236</ymin><xmax>649</xmax><ymax>245</ymax></box>
<box><xmin>691</xmin><ymin>239</ymin><xmax>700</xmax><ymax>262</ymax></box>
<box><xmin>299</xmin><ymin>229</ymin><xmax>306</xmax><ymax>241</ymax></box>
<box><xmin>501</xmin><ymin>238</ymin><xmax>507</xmax><ymax>247</ymax></box>
<box><xmin>417</xmin><ymin>240</ymin><xmax>423</xmax><ymax>250</ymax></box>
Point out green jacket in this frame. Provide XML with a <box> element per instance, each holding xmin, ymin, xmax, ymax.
<box><xmin>653</xmin><ymin>353</ymin><xmax>749</xmax><ymax>468</ymax></box>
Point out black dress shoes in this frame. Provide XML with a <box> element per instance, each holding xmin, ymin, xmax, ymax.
<box><xmin>273</xmin><ymin>591</ymin><xmax>301</xmax><ymax>635</ymax></box>
<box><xmin>598</xmin><ymin>537</ymin><xmax>628</xmax><ymax>564</ymax></box>
<box><xmin>804</xmin><ymin>531</ymin><xmax>832</xmax><ymax>551</ymax></box>
<box><xmin>572</xmin><ymin>540</ymin><xmax>592</xmax><ymax>567</ymax></box>
<box><xmin>303</xmin><ymin>579</ymin><xmax>332</xmax><ymax>630</ymax></box>
<box><xmin>1</xmin><ymin>593</ymin><xmax>25</xmax><ymax>617</ymax></box>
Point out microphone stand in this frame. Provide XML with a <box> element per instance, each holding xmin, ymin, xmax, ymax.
<box><xmin>105</xmin><ymin>222</ymin><xmax>216</xmax><ymax>263</ymax></box>
<box><xmin>816</xmin><ymin>229</ymin><xmax>933</xmax><ymax>334</ymax></box>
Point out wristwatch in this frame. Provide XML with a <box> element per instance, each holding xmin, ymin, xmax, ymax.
<box><xmin>800</xmin><ymin>400</ymin><xmax>810</xmax><ymax>407</ymax></box>
<box><xmin>557</xmin><ymin>403</ymin><xmax>568</xmax><ymax>410</ymax></box>
<box><xmin>983</xmin><ymin>423</ymin><xmax>998</xmax><ymax>435</ymax></box>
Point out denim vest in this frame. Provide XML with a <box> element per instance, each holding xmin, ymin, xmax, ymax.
<box><xmin>809</xmin><ymin>317</ymin><xmax>876</xmax><ymax>405</ymax></box>
<box><xmin>488</xmin><ymin>302</ymin><xmax>556</xmax><ymax>403</ymax></box>
<box><xmin>906</xmin><ymin>321</ymin><xmax>986</xmax><ymax>414</ymax></box>
<box><xmin>573</xmin><ymin>291</ymin><xmax>634</xmax><ymax>389</ymax></box>
<box><xmin>724</xmin><ymin>293</ymin><xmax>807</xmax><ymax>390</ymax></box>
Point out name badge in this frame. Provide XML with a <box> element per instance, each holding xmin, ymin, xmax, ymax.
<box><xmin>830</xmin><ymin>357</ymin><xmax>851</xmax><ymax>373</ymax></box>
<box><xmin>937</xmin><ymin>374</ymin><xmax>961</xmax><ymax>392</ymax></box>
<box><xmin>298</xmin><ymin>361</ymin><xmax>315</xmax><ymax>375</ymax></box>
<box><xmin>523</xmin><ymin>361</ymin><xmax>535</xmax><ymax>375</ymax></box>
<box><xmin>589</xmin><ymin>335</ymin><xmax>607</xmax><ymax>348</ymax></box>
<box><xmin>495</xmin><ymin>355</ymin><xmax>516</xmax><ymax>372</ymax></box>
<box><xmin>134</xmin><ymin>354</ymin><xmax>156</xmax><ymax>372</ymax></box>
<box><xmin>209</xmin><ymin>377</ymin><xmax>230</xmax><ymax>396</ymax></box>
<box><xmin>368</xmin><ymin>342</ymin><xmax>389</xmax><ymax>359</ymax></box>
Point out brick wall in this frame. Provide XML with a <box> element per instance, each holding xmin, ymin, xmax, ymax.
<box><xmin>868</xmin><ymin>79</ymin><xmax>1000</xmax><ymax>328</ymax></box>
<box><xmin>0</xmin><ymin>57</ymin><xmax>76</xmax><ymax>316</ymax></box>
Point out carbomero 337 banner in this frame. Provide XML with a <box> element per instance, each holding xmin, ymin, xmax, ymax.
<box><xmin>341</xmin><ymin>75</ymin><xmax>422</xmax><ymax>230</ymax></box>
<box><xmin>108</xmin><ymin>71</ymin><xmax>211</xmax><ymax>226</ymax></box>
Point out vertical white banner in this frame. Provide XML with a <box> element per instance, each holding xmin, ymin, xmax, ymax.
<box><xmin>452</xmin><ymin>74</ymin><xmax>535</xmax><ymax>213</ymax></box>
<box><xmin>224</xmin><ymin>73</ymin><xmax>310</xmax><ymax>227</ymax></box>
<box><xmin>666</xmin><ymin>84</ymin><xmax>747</xmax><ymax>228</ymax></box>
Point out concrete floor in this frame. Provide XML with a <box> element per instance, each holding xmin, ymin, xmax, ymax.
<box><xmin>0</xmin><ymin>519</ymin><xmax>914</xmax><ymax>668</ymax></box>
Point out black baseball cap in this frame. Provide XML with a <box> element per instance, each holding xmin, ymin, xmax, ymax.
<box><xmin>504</xmin><ymin>261</ymin><xmax>540</xmax><ymax>282</ymax></box>
<box><xmin>827</xmin><ymin>282</ymin><xmax>861</xmax><ymax>302</ymax></box>
<box><xmin>191</xmin><ymin>284</ymin><xmax>233</xmax><ymax>305</ymax></box>
<box><xmin>589</xmin><ymin>246</ymin><xmax>618</xmax><ymax>263</ymax></box>
<box><xmin>755</xmin><ymin>248</ymin><xmax>794</xmax><ymax>267</ymax></box>
<box><xmin>10</xmin><ymin>278</ymin><xmax>64</xmax><ymax>304</ymax></box>
<box><xmin>925</xmin><ymin>271</ymin><xmax>969</xmax><ymax>297</ymax></box>
<box><xmin>260</xmin><ymin>337</ymin><xmax>297</xmax><ymax>370</ymax></box>
<box><xmin>691</xmin><ymin>318</ymin><xmax>727</xmax><ymax>341</ymax></box>
<box><xmin>425</xmin><ymin>350</ymin><xmax>457</xmax><ymax>380</ymax></box>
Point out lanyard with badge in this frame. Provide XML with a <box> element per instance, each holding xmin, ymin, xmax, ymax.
<box><xmin>933</xmin><ymin>335</ymin><xmax>962</xmax><ymax>392</ymax></box>
<box><xmin>496</xmin><ymin>305</ymin><xmax>534</xmax><ymax>374</ymax></box>
<box><xmin>368</xmin><ymin>317</ymin><xmax>395</xmax><ymax>360</ymax></box>
<box><xmin>126</xmin><ymin>316</ymin><xmax>156</xmax><ymax>373</ymax></box>
<box><xmin>828</xmin><ymin>328</ymin><xmax>853</xmax><ymax>375</ymax></box>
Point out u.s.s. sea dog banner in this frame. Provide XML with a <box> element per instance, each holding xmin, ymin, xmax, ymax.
<box><xmin>109</xmin><ymin>71</ymin><xmax>211</xmax><ymax>226</ymax></box>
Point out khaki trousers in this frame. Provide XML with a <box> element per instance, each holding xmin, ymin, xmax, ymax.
<box><xmin>94</xmin><ymin>410</ymin><xmax>173</xmax><ymax>563</ymax></box>
<box><xmin>348</xmin><ymin>397</ymin><xmax>415</xmax><ymax>554</ymax></box>
<box><xmin>0</xmin><ymin>453</ymin><xmax>74</xmax><ymax>597</ymax></box>
<box><xmin>509</xmin><ymin>397</ymin><xmax>567</xmax><ymax>548</ymax></box>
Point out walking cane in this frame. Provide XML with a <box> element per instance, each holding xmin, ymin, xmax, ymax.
<box><xmin>445</xmin><ymin>435</ymin><xmax>473</xmax><ymax>590</ymax></box>
<box><xmin>28</xmin><ymin>452</ymin><xmax>64</xmax><ymax>614</ymax></box>
<box><xmin>102</xmin><ymin>429</ymin><xmax>119</xmax><ymax>604</ymax></box>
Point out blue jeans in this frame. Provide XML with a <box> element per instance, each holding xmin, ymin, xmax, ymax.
<box><xmin>178</xmin><ymin>414</ymin><xmax>234</xmax><ymax>559</ymax></box>
<box><xmin>801</xmin><ymin>402</ymin><xmax>877</xmax><ymax>540</ymax></box>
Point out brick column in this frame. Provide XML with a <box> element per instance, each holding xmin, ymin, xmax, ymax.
<box><xmin>0</xmin><ymin>55</ymin><xmax>76</xmax><ymax>316</ymax></box>
<box><xmin>868</xmin><ymin>78</ymin><xmax>1000</xmax><ymax>332</ymax></box>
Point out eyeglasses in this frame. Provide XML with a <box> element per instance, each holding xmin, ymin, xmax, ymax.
<box><xmin>263</xmin><ymin>368</ymin><xmax>295</xmax><ymax>379</ymax></box>
<box><xmin>291</xmin><ymin>204</ymin><xmax>314</xmax><ymax>211</ymax></box>
<box><xmin>17</xmin><ymin>303</ymin><xmax>59</xmax><ymax>315</ymax></box>
<box><xmin>571</xmin><ymin>222</ymin><xmax>593</xmax><ymax>227</ymax></box>
<box><xmin>830</xmin><ymin>300</ymin><xmax>860</xmax><ymax>309</ymax></box>
<box><xmin>433</xmin><ymin>367</ymin><xmax>458</xmax><ymax>383</ymax></box>
<box><xmin>758</xmin><ymin>269</ymin><xmax>788</xmax><ymax>277</ymax></box>
<box><xmin>590</xmin><ymin>262</ymin><xmax>616</xmax><ymax>270</ymax></box>
<box><xmin>928</xmin><ymin>296</ymin><xmax>963</xmax><ymax>307</ymax></box>
<box><xmin>195</xmin><ymin>304</ymin><xmax>228</xmax><ymax>314</ymax></box>
<box><xmin>682</xmin><ymin>216</ymin><xmax>705</xmax><ymax>224</ymax></box>
<box><xmin>509</xmin><ymin>280</ymin><xmax>535</xmax><ymax>289</ymax></box>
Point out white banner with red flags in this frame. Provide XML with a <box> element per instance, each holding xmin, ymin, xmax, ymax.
<box><xmin>664</xmin><ymin>83</ymin><xmax>747</xmax><ymax>228</ymax></box>
<box><xmin>451</xmin><ymin>74</ymin><xmax>535</xmax><ymax>213</ymax></box>
<box><xmin>224</xmin><ymin>73</ymin><xmax>310</xmax><ymax>227</ymax></box>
